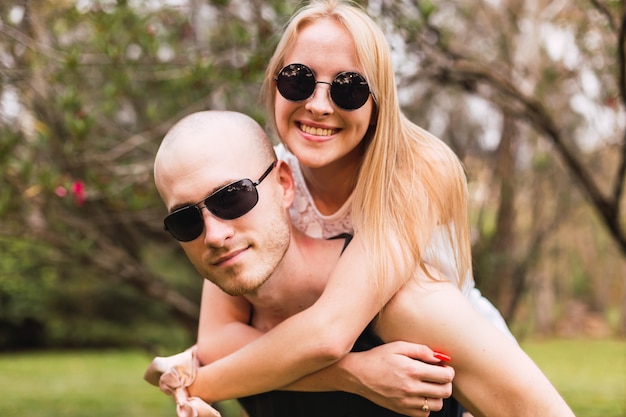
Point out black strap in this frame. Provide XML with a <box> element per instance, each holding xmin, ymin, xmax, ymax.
<box><xmin>329</xmin><ymin>232</ymin><xmax>353</xmax><ymax>255</ymax></box>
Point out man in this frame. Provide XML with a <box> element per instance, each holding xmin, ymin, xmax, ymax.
<box><xmin>147</xmin><ymin>110</ymin><xmax>457</xmax><ymax>417</ymax></box>
<box><xmin>146</xmin><ymin>110</ymin><xmax>574</xmax><ymax>417</ymax></box>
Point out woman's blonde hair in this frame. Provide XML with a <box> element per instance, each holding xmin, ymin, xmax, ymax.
<box><xmin>262</xmin><ymin>0</ymin><xmax>471</xmax><ymax>295</ymax></box>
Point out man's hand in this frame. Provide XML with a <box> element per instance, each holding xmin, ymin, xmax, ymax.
<box><xmin>339</xmin><ymin>341</ymin><xmax>454</xmax><ymax>416</ymax></box>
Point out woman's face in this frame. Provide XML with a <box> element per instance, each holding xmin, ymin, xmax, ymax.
<box><xmin>274</xmin><ymin>18</ymin><xmax>375</xmax><ymax>170</ymax></box>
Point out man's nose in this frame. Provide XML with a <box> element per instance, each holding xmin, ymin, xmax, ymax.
<box><xmin>199</xmin><ymin>207</ymin><xmax>235</xmax><ymax>247</ymax></box>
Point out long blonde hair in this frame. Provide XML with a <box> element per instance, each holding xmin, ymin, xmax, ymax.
<box><xmin>262</xmin><ymin>0</ymin><xmax>471</xmax><ymax>294</ymax></box>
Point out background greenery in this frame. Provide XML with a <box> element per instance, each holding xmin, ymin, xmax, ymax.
<box><xmin>0</xmin><ymin>3</ymin><xmax>624</xmax><ymax>415</ymax></box>
<box><xmin>1</xmin><ymin>0</ymin><xmax>624</xmax><ymax>353</ymax></box>
<box><xmin>0</xmin><ymin>339</ymin><xmax>623</xmax><ymax>417</ymax></box>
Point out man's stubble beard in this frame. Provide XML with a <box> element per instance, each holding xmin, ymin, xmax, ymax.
<box><xmin>209</xmin><ymin>209</ymin><xmax>291</xmax><ymax>297</ymax></box>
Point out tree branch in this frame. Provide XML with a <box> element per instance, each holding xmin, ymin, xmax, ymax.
<box><xmin>612</xmin><ymin>9</ymin><xmax>626</xmax><ymax>210</ymax></box>
<box><xmin>426</xmin><ymin>59</ymin><xmax>626</xmax><ymax>254</ymax></box>
<box><xmin>588</xmin><ymin>0</ymin><xmax>618</xmax><ymax>32</ymax></box>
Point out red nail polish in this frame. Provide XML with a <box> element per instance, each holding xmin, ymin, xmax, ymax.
<box><xmin>433</xmin><ymin>351</ymin><xmax>451</xmax><ymax>362</ymax></box>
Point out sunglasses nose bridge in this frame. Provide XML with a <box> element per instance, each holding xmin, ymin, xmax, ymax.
<box><xmin>314</xmin><ymin>80</ymin><xmax>333</xmax><ymax>97</ymax></box>
<box><xmin>315</xmin><ymin>80</ymin><xmax>332</xmax><ymax>87</ymax></box>
<box><xmin>306</xmin><ymin>80</ymin><xmax>334</xmax><ymax>112</ymax></box>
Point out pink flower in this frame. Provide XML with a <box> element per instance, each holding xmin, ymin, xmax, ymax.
<box><xmin>72</xmin><ymin>180</ymin><xmax>85</xmax><ymax>206</ymax></box>
<box><xmin>55</xmin><ymin>186</ymin><xmax>68</xmax><ymax>198</ymax></box>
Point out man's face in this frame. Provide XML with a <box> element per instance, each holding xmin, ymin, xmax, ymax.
<box><xmin>158</xmin><ymin>143</ymin><xmax>290</xmax><ymax>296</ymax></box>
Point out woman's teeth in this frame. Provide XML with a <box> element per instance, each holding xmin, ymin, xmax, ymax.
<box><xmin>299</xmin><ymin>124</ymin><xmax>337</xmax><ymax>136</ymax></box>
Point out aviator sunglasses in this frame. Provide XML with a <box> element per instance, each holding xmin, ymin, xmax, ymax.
<box><xmin>274</xmin><ymin>63</ymin><xmax>371</xmax><ymax>110</ymax></box>
<box><xmin>163</xmin><ymin>161</ymin><xmax>276</xmax><ymax>242</ymax></box>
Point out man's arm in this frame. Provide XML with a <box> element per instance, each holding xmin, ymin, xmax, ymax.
<box><xmin>375</xmin><ymin>268</ymin><xmax>575</xmax><ymax>417</ymax></box>
<box><xmin>196</xmin><ymin>281</ymin><xmax>257</xmax><ymax>364</ymax></box>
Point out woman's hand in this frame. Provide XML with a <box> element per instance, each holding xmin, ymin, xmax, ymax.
<box><xmin>337</xmin><ymin>341</ymin><xmax>454</xmax><ymax>416</ymax></box>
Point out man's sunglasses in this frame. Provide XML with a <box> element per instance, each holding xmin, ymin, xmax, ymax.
<box><xmin>163</xmin><ymin>162</ymin><xmax>276</xmax><ymax>242</ymax></box>
<box><xmin>274</xmin><ymin>63</ymin><xmax>371</xmax><ymax>111</ymax></box>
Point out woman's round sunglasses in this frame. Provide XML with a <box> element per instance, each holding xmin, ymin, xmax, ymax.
<box><xmin>274</xmin><ymin>63</ymin><xmax>371</xmax><ymax>111</ymax></box>
<box><xmin>163</xmin><ymin>162</ymin><xmax>276</xmax><ymax>242</ymax></box>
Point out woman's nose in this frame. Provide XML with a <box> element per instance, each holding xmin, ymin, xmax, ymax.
<box><xmin>305</xmin><ymin>82</ymin><xmax>334</xmax><ymax>115</ymax></box>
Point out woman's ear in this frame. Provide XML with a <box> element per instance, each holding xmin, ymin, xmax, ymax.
<box><xmin>275</xmin><ymin>160</ymin><xmax>295</xmax><ymax>208</ymax></box>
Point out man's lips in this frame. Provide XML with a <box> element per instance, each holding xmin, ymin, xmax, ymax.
<box><xmin>211</xmin><ymin>247</ymin><xmax>247</xmax><ymax>266</ymax></box>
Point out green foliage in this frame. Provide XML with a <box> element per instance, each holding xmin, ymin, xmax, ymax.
<box><xmin>0</xmin><ymin>238</ymin><xmax>58</xmax><ymax>348</ymax></box>
<box><xmin>0</xmin><ymin>237</ymin><xmax>193</xmax><ymax>351</ymax></box>
<box><xmin>0</xmin><ymin>0</ymin><xmax>290</xmax><ymax>349</ymax></box>
<box><xmin>1</xmin><ymin>0</ymin><xmax>624</xmax><ymax>351</ymax></box>
<box><xmin>416</xmin><ymin>0</ymin><xmax>436</xmax><ymax>20</ymax></box>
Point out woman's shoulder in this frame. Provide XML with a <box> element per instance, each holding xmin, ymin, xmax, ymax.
<box><xmin>274</xmin><ymin>143</ymin><xmax>295</xmax><ymax>162</ymax></box>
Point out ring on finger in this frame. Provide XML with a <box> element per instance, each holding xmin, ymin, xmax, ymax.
<box><xmin>422</xmin><ymin>397</ymin><xmax>430</xmax><ymax>412</ymax></box>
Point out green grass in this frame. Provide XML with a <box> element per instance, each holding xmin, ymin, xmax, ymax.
<box><xmin>0</xmin><ymin>350</ymin><xmax>172</xmax><ymax>417</ymax></box>
<box><xmin>522</xmin><ymin>338</ymin><xmax>626</xmax><ymax>417</ymax></box>
<box><xmin>0</xmin><ymin>339</ymin><xmax>623</xmax><ymax>416</ymax></box>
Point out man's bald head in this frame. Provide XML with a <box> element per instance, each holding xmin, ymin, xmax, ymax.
<box><xmin>154</xmin><ymin>111</ymin><xmax>275</xmax><ymax>200</ymax></box>
<box><xmin>152</xmin><ymin>110</ymin><xmax>292</xmax><ymax>296</ymax></box>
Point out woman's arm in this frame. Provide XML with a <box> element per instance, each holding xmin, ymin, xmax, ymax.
<box><xmin>375</xmin><ymin>268</ymin><xmax>575</xmax><ymax>417</ymax></box>
<box><xmin>189</xmin><ymin>237</ymin><xmax>406</xmax><ymax>402</ymax></box>
<box><xmin>195</xmin><ymin>276</ymin><xmax>453</xmax><ymax>415</ymax></box>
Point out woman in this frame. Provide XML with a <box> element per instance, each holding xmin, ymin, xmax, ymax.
<box><xmin>157</xmin><ymin>2</ymin><xmax>573</xmax><ymax>416</ymax></box>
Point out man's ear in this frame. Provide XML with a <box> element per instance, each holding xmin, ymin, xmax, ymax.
<box><xmin>275</xmin><ymin>160</ymin><xmax>295</xmax><ymax>208</ymax></box>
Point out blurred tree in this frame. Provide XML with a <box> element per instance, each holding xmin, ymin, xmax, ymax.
<box><xmin>0</xmin><ymin>0</ymin><xmax>624</xmax><ymax>348</ymax></box>
<box><xmin>0</xmin><ymin>0</ymin><xmax>286</xmax><ymax>349</ymax></box>
<box><xmin>377</xmin><ymin>0</ymin><xmax>625</xmax><ymax>331</ymax></box>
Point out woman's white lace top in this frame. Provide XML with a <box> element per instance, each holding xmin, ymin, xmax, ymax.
<box><xmin>275</xmin><ymin>144</ymin><xmax>515</xmax><ymax>340</ymax></box>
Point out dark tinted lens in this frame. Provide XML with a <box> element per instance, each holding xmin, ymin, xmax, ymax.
<box><xmin>331</xmin><ymin>72</ymin><xmax>370</xmax><ymax>110</ymax></box>
<box><xmin>164</xmin><ymin>207</ymin><xmax>204</xmax><ymax>242</ymax></box>
<box><xmin>207</xmin><ymin>179</ymin><xmax>258</xmax><ymax>220</ymax></box>
<box><xmin>276</xmin><ymin>64</ymin><xmax>316</xmax><ymax>102</ymax></box>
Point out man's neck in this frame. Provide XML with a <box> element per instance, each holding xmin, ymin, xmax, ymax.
<box><xmin>243</xmin><ymin>227</ymin><xmax>346</xmax><ymax>332</ymax></box>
